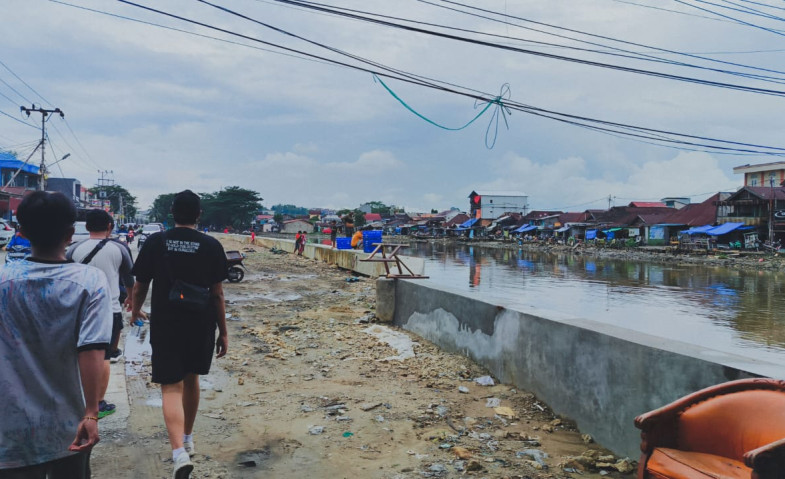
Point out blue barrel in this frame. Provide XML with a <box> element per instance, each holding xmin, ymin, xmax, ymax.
<box><xmin>336</xmin><ymin>237</ymin><xmax>352</xmax><ymax>249</ymax></box>
<box><xmin>363</xmin><ymin>230</ymin><xmax>382</xmax><ymax>253</ymax></box>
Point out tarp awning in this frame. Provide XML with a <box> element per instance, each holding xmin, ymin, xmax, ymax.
<box><xmin>603</xmin><ymin>227</ymin><xmax>622</xmax><ymax>233</ymax></box>
<box><xmin>706</xmin><ymin>222</ymin><xmax>746</xmax><ymax>236</ymax></box>
<box><xmin>514</xmin><ymin>224</ymin><xmax>537</xmax><ymax>233</ymax></box>
<box><xmin>555</xmin><ymin>226</ymin><xmax>570</xmax><ymax>233</ymax></box>
<box><xmin>458</xmin><ymin>218</ymin><xmax>478</xmax><ymax>228</ymax></box>
<box><xmin>585</xmin><ymin>229</ymin><xmax>597</xmax><ymax>240</ymax></box>
<box><xmin>680</xmin><ymin>224</ymin><xmax>714</xmax><ymax>235</ymax></box>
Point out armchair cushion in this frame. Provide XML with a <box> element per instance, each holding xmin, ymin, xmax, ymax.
<box><xmin>677</xmin><ymin>390</ymin><xmax>785</xmax><ymax>461</ymax></box>
<box><xmin>648</xmin><ymin>448</ymin><xmax>750</xmax><ymax>479</ymax></box>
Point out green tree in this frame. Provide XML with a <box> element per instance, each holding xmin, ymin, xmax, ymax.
<box><xmin>273</xmin><ymin>213</ymin><xmax>284</xmax><ymax>224</ymax></box>
<box><xmin>201</xmin><ymin>186</ymin><xmax>263</xmax><ymax>229</ymax></box>
<box><xmin>150</xmin><ymin>193</ymin><xmax>176</xmax><ymax>225</ymax></box>
<box><xmin>431</xmin><ymin>209</ymin><xmax>438</xmax><ymax>214</ymax></box>
<box><xmin>336</xmin><ymin>208</ymin><xmax>353</xmax><ymax>217</ymax></box>
<box><xmin>353</xmin><ymin>209</ymin><xmax>366</xmax><ymax>227</ymax></box>
<box><xmin>89</xmin><ymin>184</ymin><xmax>138</xmax><ymax>220</ymax></box>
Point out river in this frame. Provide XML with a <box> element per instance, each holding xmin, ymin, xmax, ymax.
<box><xmin>406</xmin><ymin>242</ymin><xmax>785</xmax><ymax>365</ymax></box>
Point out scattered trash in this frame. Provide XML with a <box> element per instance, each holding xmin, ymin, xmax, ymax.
<box><xmin>517</xmin><ymin>449</ymin><xmax>549</xmax><ymax>467</ymax></box>
<box><xmin>458</xmin><ymin>386</ymin><xmax>469</xmax><ymax>394</ymax></box>
<box><xmin>438</xmin><ymin>443</ymin><xmax>452</xmax><ymax>449</ymax></box>
<box><xmin>494</xmin><ymin>406</ymin><xmax>516</xmax><ymax>418</ymax></box>
<box><xmin>345</xmin><ymin>276</ymin><xmax>361</xmax><ymax>283</ymax></box>
<box><xmin>308</xmin><ymin>426</ymin><xmax>325</xmax><ymax>435</ymax></box>
<box><xmin>342</xmin><ymin>432</ymin><xmax>354</xmax><ymax>438</ymax></box>
<box><xmin>474</xmin><ymin>376</ymin><xmax>495</xmax><ymax>386</ymax></box>
<box><xmin>301</xmin><ymin>405</ymin><xmax>314</xmax><ymax>413</ymax></box>
<box><xmin>485</xmin><ymin>398</ymin><xmax>501</xmax><ymax>408</ymax></box>
<box><xmin>360</xmin><ymin>402</ymin><xmax>382</xmax><ymax>411</ymax></box>
<box><xmin>582</xmin><ymin>433</ymin><xmax>593</xmax><ymax>444</ymax></box>
<box><xmin>237</xmin><ymin>460</ymin><xmax>256</xmax><ymax>467</ymax></box>
<box><xmin>375</xmin><ymin>415</ymin><xmax>385</xmax><ymax>423</ymax></box>
<box><xmin>435</xmin><ymin>405</ymin><xmax>449</xmax><ymax>417</ymax></box>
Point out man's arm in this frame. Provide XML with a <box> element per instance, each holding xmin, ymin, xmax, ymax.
<box><xmin>69</xmin><ymin>348</ymin><xmax>104</xmax><ymax>451</ymax></box>
<box><xmin>211</xmin><ymin>282</ymin><xmax>228</xmax><ymax>358</ymax></box>
<box><xmin>131</xmin><ymin>280</ymin><xmax>150</xmax><ymax>326</ymax></box>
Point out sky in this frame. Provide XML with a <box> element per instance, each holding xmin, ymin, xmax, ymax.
<box><xmin>2</xmin><ymin>0</ymin><xmax>784</xmax><ymax>214</ymax></box>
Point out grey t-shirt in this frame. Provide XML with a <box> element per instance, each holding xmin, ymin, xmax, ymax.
<box><xmin>67</xmin><ymin>238</ymin><xmax>135</xmax><ymax>313</ymax></box>
<box><xmin>0</xmin><ymin>259</ymin><xmax>112</xmax><ymax>469</ymax></box>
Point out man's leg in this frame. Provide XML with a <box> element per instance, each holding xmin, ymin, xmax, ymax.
<box><xmin>161</xmin><ymin>381</ymin><xmax>185</xmax><ymax>450</ymax></box>
<box><xmin>182</xmin><ymin>373</ymin><xmax>200</xmax><ymax>436</ymax></box>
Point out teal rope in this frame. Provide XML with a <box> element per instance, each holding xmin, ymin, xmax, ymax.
<box><xmin>373</xmin><ymin>75</ymin><xmax>512</xmax><ymax>148</ymax></box>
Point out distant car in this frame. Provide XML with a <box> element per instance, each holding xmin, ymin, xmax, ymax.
<box><xmin>71</xmin><ymin>221</ymin><xmax>90</xmax><ymax>244</ymax></box>
<box><xmin>0</xmin><ymin>220</ymin><xmax>14</xmax><ymax>246</ymax></box>
<box><xmin>137</xmin><ymin>223</ymin><xmax>164</xmax><ymax>249</ymax></box>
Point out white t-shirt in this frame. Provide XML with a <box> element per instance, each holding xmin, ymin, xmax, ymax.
<box><xmin>67</xmin><ymin>238</ymin><xmax>134</xmax><ymax>313</ymax></box>
<box><xmin>0</xmin><ymin>259</ymin><xmax>112</xmax><ymax>469</ymax></box>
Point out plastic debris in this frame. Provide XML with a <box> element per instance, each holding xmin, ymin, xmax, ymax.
<box><xmin>474</xmin><ymin>376</ymin><xmax>494</xmax><ymax>386</ymax></box>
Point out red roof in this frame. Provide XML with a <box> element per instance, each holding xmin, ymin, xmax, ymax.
<box><xmin>662</xmin><ymin>194</ymin><xmax>719</xmax><ymax>226</ymax></box>
<box><xmin>364</xmin><ymin>213</ymin><xmax>382</xmax><ymax>222</ymax></box>
<box><xmin>444</xmin><ymin>213</ymin><xmax>470</xmax><ymax>227</ymax></box>
<box><xmin>628</xmin><ymin>202</ymin><xmax>667</xmax><ymax>208</ymax></box>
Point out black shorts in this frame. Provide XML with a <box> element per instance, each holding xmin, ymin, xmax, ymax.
<box><xmin>104</xmin><ymin>313</ymin><xmax>124</xmax><ymax>360</ymax></box>
<box><xmin>150</xmin><ymin>319</ymin><xmax>216</xmax><ymax>385</ymax></box>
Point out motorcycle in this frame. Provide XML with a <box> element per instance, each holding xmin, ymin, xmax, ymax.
<box><xmin>226</xmin><ymin>250</ymin><xmax>247</xmax><ymax>282</ymax></box>
<box><xmin>5</xmin><ymin>244</ymin><xmax>31</xmax><ymax>264</ymax></box>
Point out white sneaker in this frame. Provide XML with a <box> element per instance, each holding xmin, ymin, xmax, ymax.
<box><xmin>172</xmin><ymin>452</ymin><xmax>193</xmax><ymax>479</ymax></box>
<box><xmin>184</xmin><ymin>440</ymin><xmax>195</xmax><ymax>456</ymax></box>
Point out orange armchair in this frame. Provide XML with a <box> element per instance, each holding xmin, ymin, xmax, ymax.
<box><xmin>634</xmin><ymin>378</ymin><xmax>785</xmax><ymax>479</ymax></box>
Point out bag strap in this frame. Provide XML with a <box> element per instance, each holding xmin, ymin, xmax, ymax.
<box><xmin>80</xmin><ymin>238</ymin><xmax>111</xmax><ymax>265</ymax></box>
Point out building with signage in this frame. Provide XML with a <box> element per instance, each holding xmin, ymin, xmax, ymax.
<box><xmin>0</xmin><ymin>152</ymin><xmax>40</xmax><ymax>220</ymax></box>
<box><xmin>468</xmin><ymin>190</ymin><xmax>528</xmax><ymax>220</ymax></box>
<box><xmin>734</xmin><ymin>161</ymin><xmax>785</xmax><ymax>187</ymax></box>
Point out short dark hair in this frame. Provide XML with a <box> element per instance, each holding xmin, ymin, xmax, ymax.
<box><xmin>171</xmin><ymin>190</ymin><xmax>201</xmax><ymax>225</ymax></box>
<box><xmin>85</xmin><ymin>209</ymin><xmax>114</xmax><ymax>232</ymax></box>
<box><xmin>17</xmin><ymin>191</ymin><xmax>76</xmax><ymax>251</ymax></box>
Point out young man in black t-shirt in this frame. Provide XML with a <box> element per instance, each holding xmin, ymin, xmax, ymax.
<box><xmin>131</xmin><ymin>190</ymin><xmax>228</xmax><ymax>479</ymax></box>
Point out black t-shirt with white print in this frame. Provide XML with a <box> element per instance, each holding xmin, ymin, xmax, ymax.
<box><xmin>132</xmin><ymin>227</ymin><xmax>227</xmax><ymax>322</ymax></box>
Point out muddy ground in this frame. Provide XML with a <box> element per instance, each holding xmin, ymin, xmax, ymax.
<box><xmin>91</xmin><ymin>236</ymin><xmax>635</xmax><ymax>479</ymax></box>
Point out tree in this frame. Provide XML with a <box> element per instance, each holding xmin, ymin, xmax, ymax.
<box><xmin>431</xmin><ymin>209</ymin><xmax>438</xmax><ymax>214</ymax></box>
<box><xmin>150</xmin><ymin>193</ymin><xmax>176</xmax><ymax>225</ymax></box>
<box><xmin>200</xmin><ymin>186</ymin><xmax>263</xmax><ymax>230</ymax></box>
<box><xmin>88</xmin><ymin>184</ymin><xmax>138</xmax><ymax>221</ymax></box>
<box><xmin>353</xmin><ymin>209</ymin><xmax>366</xmax><ymax>227</ymax></box>
<box><xmin>366</xmin><ymin>201</ymin><xmax>391</xmax><ymax>214</ymax></box>
<box><xmin>273</xmin><ymin>213</ymin><xmax>284</xmax><ymax>224</ymax></box>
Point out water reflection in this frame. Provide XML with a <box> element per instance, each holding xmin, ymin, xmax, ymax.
<box><xmin>407</xmin><ymin>242</ymin><xmax>785</xmax><ymax>364</ymax></box>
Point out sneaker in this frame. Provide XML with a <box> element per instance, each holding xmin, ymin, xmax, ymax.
<box><xmin>184</xmin><ymin>440</ymin><xmax>195</xmax><ymax>456</ymax></box>
<box><xmin>108</xmin><ymin>348</ymin><xmax>123</xmax><ymax>363</ymax></box>
<box><xmin>98</xmin><ymin>400</ymin><xmax>116</xmax><ymax>419</ymax></box>
<box><xmin>172</xmin><ymin>452</ymin><xmax>193</xmax><ymax>479</ymax></box>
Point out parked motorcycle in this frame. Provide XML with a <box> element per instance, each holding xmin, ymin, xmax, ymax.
<box><xmin>226</xmin><ymin>250</ymin><xmax>247</xmax><ymax>282</ymax></box>
<box><xmin>5</xmin><ymin>244</ymin><xmax>31</xmax><ymax>264</ymax></box>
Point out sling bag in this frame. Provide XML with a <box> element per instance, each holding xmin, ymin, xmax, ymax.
<box><xmin>163</xmin><ymin>232</ymin><xmax>211</xmax><ymax>312</ymax></box>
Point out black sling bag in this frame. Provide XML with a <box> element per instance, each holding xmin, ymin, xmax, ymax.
<box><xmin>163</xmin><ymin>232</ymin><xmax>211</xmax><ymax>312</ymax></box>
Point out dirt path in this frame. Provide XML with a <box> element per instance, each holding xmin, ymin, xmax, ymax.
<box><xmin>91</xmin><ymin>236</ymin><xmax>634</xmax><ymax>478</ymax></box>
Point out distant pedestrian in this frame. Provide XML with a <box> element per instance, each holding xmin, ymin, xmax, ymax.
<box><xmin>250</xmin><ymin>230</ymin><xmax>256</xmax><ymax>243</ymax></box>
<box><xmin>131</xmin><ymin>190</ymin><xmax>228</xmax><ymax>479</ymax></box>
<box><xmin>67</xmin><ymin>209</ymin><xmax>139</xmax><ymax>420</ymax></box>
<box><xmin>330</xmin><ymin>221</ymin><xmax>337</xmax><ymax>248</ymax></box>
<box><xmin>294</xmin><ymin>230</ymin><xmax>302</xmax><ymax>253</ymax></box>
<box><xmin>299</xmin><ymin>231</ymin><xmax>307</xmax><ymax>255</ymax></box>
<box><xmin>0</xmin><ymin>191</ymin><xmax>112</xmax><ymax>477</ymax></box>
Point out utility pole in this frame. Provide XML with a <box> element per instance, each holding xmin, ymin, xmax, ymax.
<box><xmin>770</xmin><ymin>173</ymin><xmax>775</xmax><ymax>243</ymax></box>
<box><xmin>96</xmin><ymin>170</ymin><xmax>114</xmax><ymax>212</ymax></box>
<box><xmin>20</xmin><ymin>105</ymin><xmax>64</xmax><ymax>191</ymax></box>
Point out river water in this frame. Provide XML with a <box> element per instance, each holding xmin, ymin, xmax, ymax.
<box><xmin>406</xmin><ymin>242</ymin><xmax>785</xmax><ymax>365</ymax></box>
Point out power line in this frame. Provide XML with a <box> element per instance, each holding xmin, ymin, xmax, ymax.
<box><xmin>418</xmin><ymin>0</ymin><xmax>785</xmax><ymax>80</ymax></box>
<box><xmin>673</xmin><ymin>0</ymin><xmax>785</xmax><ymax>36</ymax></box>
<box><xmin>0</xmin><ymin>58</ymin><xmax>52</xmax><ymax>107</ymax></box>
<box><xmin>0</xmin><ymin>109</ymin><xmax>39</xmax><ymax>129</ymax></box>
<box><xmin>0</xmin><ymin>75</ymin><xmax>33</xmax><ymax>104</ymax></box>
<box><xmin>62</xmin><ymin>118</ymin><xmax>102</xmax><ymax>170</ymax></box>
<box><xmin>88</xmin><ymin>0</ymin><xmax>785</xmax><ymax>156</ymax></box>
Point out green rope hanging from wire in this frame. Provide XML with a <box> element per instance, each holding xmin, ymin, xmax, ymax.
<box><xmin>373</xmin><ymin>74</ymin><xmax>512</xmax><ymax>149</ymax></box>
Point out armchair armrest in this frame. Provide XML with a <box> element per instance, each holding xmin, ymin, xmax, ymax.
<box><xmin>744</xmin><ymin>437</ymin><xmax>785</xmax><ymax>479</ymax></box>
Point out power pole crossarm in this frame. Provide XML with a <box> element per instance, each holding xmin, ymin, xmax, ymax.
<box><xmin>20</xmin><ymin>105</ymin><xmax>64</xmax><ymax>191</ymax></box>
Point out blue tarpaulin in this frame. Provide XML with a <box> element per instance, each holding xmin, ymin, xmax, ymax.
<box><xmin>706</xmin><ymin>222</ymin><xmax>745</xmax><ymax>236</ymax></box>
<box><xmin>457</xmin><ymin>218</ymin><xmax>478</xmax><ymax>229</ymax></box>
<box><xmin>0</xmin><ymin>152</ymin><xmax>39</xmax><ymax>175</ymax></box>
<box><xmin>680</xmin><ymin>224</ymin><xmax>714</xmax><ymax>235</ymax></box>
<box><xmin>585</xmin><ymin>229</ymin><xmax>597</xmax><ymax>240</ymax></box>
<box><xmin>514</xmin><ymin>224</ymin><xmax>537</xmax><ymax>233</ymax></box>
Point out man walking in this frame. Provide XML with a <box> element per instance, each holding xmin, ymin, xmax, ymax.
<box><xmin>131</xmin><ymin>190</ymin><xmax>228</xmax><ymax>479</ymax></box>
<box><xmin>0</xmin><ymin>191</ymin><xmax>112</xmax><ymax>477</ymax></box>
<box><xmin>67</xmin><ymin>209</ymin><xmax>137</xmax><ymax>419</ymax></box>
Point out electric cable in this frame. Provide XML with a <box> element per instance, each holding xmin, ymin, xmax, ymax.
<box><xmin>0</xmin><ymin>109</ymin><xmax>39</xmax><ymax>129</ymax></box>
<box><xmin>68</xmin><ymin>0</ymin><xmax>785</xmax><ymax>156</ymax></box>
<box><xmin>0</xmin><ymin>58</ymin><xmax>53</xmax><ymax>107</ymax></box>
<box><xmin>0</xmin><ymin>76</ymin><xmax>33</xmax><ymax>104</ymax></box>
<box><xmin>673</xmin><ymin>0</ymin><xmax>785</xmax><ymax>36</ymax></box>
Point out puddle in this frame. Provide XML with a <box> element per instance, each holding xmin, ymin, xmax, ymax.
<box><xmin>225</xmin><ymin>291</ymin><xmax>303</xmax><ymax>303</ymax></box>
<box><xmin>124</xmin><ymin>323</ymin><xmax>151</xmax><ymax>377</ymax></box>
<box><xmin>363</xmin><ymin>325</ymin><xmax>418</xmax><ymax>361</ymax></box>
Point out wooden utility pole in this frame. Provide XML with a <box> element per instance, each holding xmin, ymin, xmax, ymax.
<box><xmin>20</xmin><ymin>105</ymin><xmax>64</xmax><ymax>191</ymax></box>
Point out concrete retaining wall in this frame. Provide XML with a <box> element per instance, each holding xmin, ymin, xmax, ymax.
<box><xmin>380</xmin><ymin>278</ymin><xmax>782</xmax><ymax>458</ymax></box>
<box><xmin>236</xmin><ymin>235</ymin><xmax>425</xmax><ymax>278</ymax></box>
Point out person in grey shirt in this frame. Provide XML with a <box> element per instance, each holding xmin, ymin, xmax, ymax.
<box><xmin>0</xmin><ymin>192</ymin><xmax>112</xmax><ymax>478</ymax></box>
<box><xmin>67</xmin><ymin>209</ymin><xmax>139</xmax><ymax>420</ymax></box>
